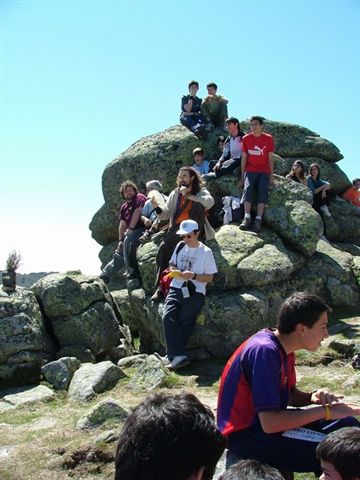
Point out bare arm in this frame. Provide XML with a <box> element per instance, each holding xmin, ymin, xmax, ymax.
<box><xmin>126</xmin><ymin>207</ymin><xmax>142</xmax><ymax>234</ymax></box>
<box><xmin>268</xmin><ymin>152</ymin><xmax>274</xmax><ymax>185</ymax></box>
<box><xmin>117</xmin><ymin>220</ymin><xmax>127</xmax><ymax>250</ymax></box>
<box><xmin>183</xmin><ymin>98</ymin><xmax>194</xmax><ymax>113</ymax></box>
<box><xmin>259</xmin><ymin>402</ymin><xmax>360</xmax><ymax>434</ymax></box>
<box><xmin>239</xmin><ymin>152</ymin><xmax>248</xmax><ymax>187</ymax></box>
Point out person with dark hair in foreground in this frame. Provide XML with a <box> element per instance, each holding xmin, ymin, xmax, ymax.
<box><xmin>217</xmin><ymin>291</ymin><xmax>360</xmax><ymax>476</ymax></box>
<box><xmin>115</xmin><ymin>392</ymin><xmax>226</xmax><ymax>480</ymax></box>
<box><xmin>316</xmin><ymin>427</ymin><xmax>360</xmax><ymax>480</ymax></box>
<box><xmin>221</xmin><ymin>459</ymin><xmax>285</xmax><ymax>480</ymax></box>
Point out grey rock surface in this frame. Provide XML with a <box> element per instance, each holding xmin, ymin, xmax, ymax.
<box><xmin>68</xmin><ymin>361</ymin><xmax>126</xmax><ymax>403</ymax></box>
<box><xmin>128</xmin><ymin>354</ymin><xmax>169</xmax><ymax>392</ymax></box>
<box><xmin>76</xmin><ymin>397</ymin><xmax>129</xmax><ymax>429</ymax></box>
<box><xmin>2</xmin><ymin>385</ymin><xmax>55</xmax><ymax>406</ymax></box>
<box><xmin>41</xmin><ymin>357</ymin><xmax>81</xmax><ymax>390</ymax></box>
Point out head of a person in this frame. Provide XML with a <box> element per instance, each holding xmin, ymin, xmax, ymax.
<box><xmin>207</xmin><ymin>82</ymin><xmax>218</xmax><ymax>96</ymax></box>
<box><xmin>145</xmin><ymin>179</ymin><xmax>163</xmax><ymax>194</ymax></box>
<box><xmin>309</xmin><ymin>163</ymin><xmax>321</xmax><ymax>180</ymax></box>
<box><xmin>225</xmin><ymin>117</ymin><xmax>241</xmax><ymax>137</ymax></box>
<box><xmin>217</xmin><ymin>135</ymin><xmax>225</xmax><ymax>152</ymax></box>
<box><xmin>115</xmin><ymin>392</ymin><xmax>226</xmax><ymax>480</ymax></box>
<box><xmin>176</xmin><ymin>166</ymin><xmax>204</xmax><ymax>194</ymax></box>
<box><xmin>352</xmin><ymin>178</ymin><xmax>360</xmax><ymax>190</ymax></box>
<box><xmin>120</xmin><ymin>180</ymin><xmax>138</xmax><ymax>201</ymax></box>
<box><xmin>249</xmin><ymin>116</ymin><xmax>264</xmax><ymax>135</ymax></box>
<box><xmin>177</xmin><ymin>219</ymin><xmax>200</xmax><ymax>244</ymax></box>
<box><xmin>316</xmin><ymin>427</ymin><xmax>360</xmax><ymax>480</ymax></box>
<box><xmin>290</xmin><ymin>160</ymin><xmax>306</xmax><ymax>178</ymax></box>
<box><xmin>221</xmin><ymin>459</ymin><xmax>285</xmax><ymax>480</ymax></box>
<box><xmin>193</xmin><ymin>147</ymin><xmax>205</xmax><ymax>165</ymax></box>
<box><xmin>276</xmin><ymin>291</ymin><xmax>331</xmax><ymax>350</ymax></box>
<box><xmin>188</xmin><ymin>80</ymin><xmax>199</xmax><ymax>95</ymax></box>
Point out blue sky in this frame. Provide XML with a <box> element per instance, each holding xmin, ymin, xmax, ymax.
<box><xmin>1</xmin><ymin>0</ymin><xmax>359</xmax><ymax>274</ymax></box>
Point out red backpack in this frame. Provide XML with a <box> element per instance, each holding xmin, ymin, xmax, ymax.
<box><xmin>159</xmin><ymin>241</ymin><xmax>185</xmax><ymax>297</ymax></box>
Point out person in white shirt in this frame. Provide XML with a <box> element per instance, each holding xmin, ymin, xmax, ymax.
<box><xmin>161</xmin><ymin>219</ymin><xmax>217</xmax><ymax>370</ymax></box>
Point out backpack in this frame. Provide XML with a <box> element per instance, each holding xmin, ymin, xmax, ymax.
<box><xmin>159</xmin><ymin>241</ymin><xmax>185</xmax><ymax>297</ymax></box>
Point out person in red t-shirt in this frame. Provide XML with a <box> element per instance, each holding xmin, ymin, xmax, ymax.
<box><xmin>239</xmin><ymin>116</ymin><xmax>275</xmax><ymax>231</ymax></box>
<box><xmin>342</xmin><ymin>178</ymin><xmax>360</xmax><ymax>210</ymax></box>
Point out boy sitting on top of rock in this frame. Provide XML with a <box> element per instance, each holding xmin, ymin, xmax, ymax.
<box><xmin>201</xmin><ymin>81</ymin><xmax>229</xmax><ymax>129</ymax></box>
<box><xmin>192</xmin><ymin>147</ymin><xmax>210</xmax><ymax>176</ymax></box>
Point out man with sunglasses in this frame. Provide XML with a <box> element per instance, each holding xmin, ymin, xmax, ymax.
<box><xmin>161</xmin><ymin>219</ymin><xmax>217</xmax><ymax>370</ymax></box>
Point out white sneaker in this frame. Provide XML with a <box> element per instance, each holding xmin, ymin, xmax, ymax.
<box><xmin>154</xmin><ymin>353</ymin><xmax>171</xmax><ymax>366</ymax></box>
<box><xmin>168</xmin><ymin>355</ymin><xmax>189</xmax><ymax>370</ymax></box>
<box><xmin>320</xmin><ymin>205</ymin><xmax>332</xmax><ymax>218</ymax></box>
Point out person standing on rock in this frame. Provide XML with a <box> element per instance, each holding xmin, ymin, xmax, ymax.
<box><xmin>100</xmin><ymin>180</ymin><xmax>146</xmax><ymax>284</ymax></box>
<box><xmin>217</xmin><ymin>291</ymin><xmax>360</xmax><ymax>477</ymax></box>
<box><xmin>160</xmin><ymin>219</ymin><xmax>217</xmax><ymax>370</ymax></box>
<box><xmin>239</xmin><ymin>116</ymin><xmax>275</xmax><ymax>231</ymax></box>
<box><xmin>151</xmin><ymin>167</ymin><xmax>215</xmax><ymax>302</ymax></box>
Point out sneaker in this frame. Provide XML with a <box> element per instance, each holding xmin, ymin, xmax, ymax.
<box><xmin>151</xmin><ymin>288</ymin><xmax>163</xmax><ymax>302</ymax></box>
<box><xmin>239</xmin><ymin>217</ymin><xmax>252</xmax><ymax>230</ymax></box>
<box><xmin>138</xmin><ymin>230</ymin><xmax>151</xmax><ymax>244</ymax></box>
<box><xmin>254</xmin><ymin>217</ymin><xmax>262</xmax><ymax>231</ymax></box>
<box><xmin>168</xmin><ymin>355</ymin><xmax>190</xmax><ymax>371</ymax></box>
<box><xmin>320</xmin><ymin>205</ymin><xmax>332</xmax><ymax>218</ymax></box>
<box><xmin>156</xmin><ymin>354</ymin><xmax>171</xmax><ymax>366</ymax></box>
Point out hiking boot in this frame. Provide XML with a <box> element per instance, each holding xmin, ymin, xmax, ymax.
<box><xmin>239</xmin><ymin>217</ymin><xmax>252</xmax><ymax>230</ymax></box>
<box><xmin>168</xmin><ymin>355</ymin><xmax>190</xmax><ymax>371</ymax></box>
<box><xmin>151</xmin><ymin>288</ymin><xmax>163</xmax><ymax>302</ymax></box>
<box><xmin>254</xmin><ymin>217</ymin><xmax>262</xmax><ymax>231</ymax></box>
<box><xmin>320</xmin><ymin>205</ymin><xmax>332</xmax><ymax>218</ymax></box>
<box><xmin>138</xmin><ymin>230</ymin><xmax>151</xmax><ymax>244</ymax></box>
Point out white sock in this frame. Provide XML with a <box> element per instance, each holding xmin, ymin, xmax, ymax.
<box><xmin>244</xmin><ymin>213</ymin><xmax>251</xmax><ymax>219</ymax></box>
<box><xmin>256</xmin><ymin>216</ymin><xmax>262</xmax><ymax>220</ymax></box>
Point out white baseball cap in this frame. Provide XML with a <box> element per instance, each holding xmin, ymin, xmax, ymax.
<box><xmin>176</xmin><ymin>220</ymin><xmax>199</xmax><ymax>235</ymax></box>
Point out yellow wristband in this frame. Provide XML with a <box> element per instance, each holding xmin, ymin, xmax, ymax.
<box><xmin>324</xmin><ymin>403</ymin><xmax>331</xmax><ymax>421</ymax></box>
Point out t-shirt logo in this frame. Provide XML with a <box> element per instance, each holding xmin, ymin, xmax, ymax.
<box><xmin>248</xmin><ymin>145</ymin><xmax>267</xmax><ymax>156</ymax></box>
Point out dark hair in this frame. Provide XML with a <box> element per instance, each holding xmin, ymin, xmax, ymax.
<box><xmin>225</xmin><ymin>117</ymin><xmax>244</xmax><ymax>139</ymax></box>
<box><xmin>316</xmin><ymin>427</ymin><xmax>360</xmax><ymax>480</ymax></box>
<box><xmin>250</xmin><ymin>116</ymin><xmax>264</xmax><ymax>126</ymax></box>
<box><xmin>193</xmin><ymin>147</ymin><xmax>205</xmax><ymax>157</ymax></box>
<box><xmin>177</xmin><ymin>166</ymin><xmax>205</xmax><ymax>194</ymax></box>
<box><xmin>217</xmin><ymin>135</ymin><xmax>226</xmax><ymax>145</ymax></box>
<box><xmin>115</xmin><ymin>392</ymin><xmax>225</xmax><ymax>480</ymax></box>
<box><xmin>309</xmin><ymin>162</ymin><xmax>321</xmax><ymax>180</ymax></box>
<box><xmin>188</xmin><ymin>80</ymin><xmax>199</xmax><ymax>89</ymax></box>
<box><xmin>207</xmin><ymin>82</ymin><xmax>218</xmax><ymax>90</ymax></box>
<box><xmin>276</xmin><ymin>291</ymin><xmax>331</xmax><ymax>334</ymax></box>
<box><xmin>352</xmin><ymin>178</ymin><xmax>360</xmax><ymax>186</ymax></box>
<box><xmin>222</xmin><ymin>459</ymin><xmax>285</xmax><ymax>480</ymax></box>
<box><xmin>120</xmin><ymin>180</ymin><xmax>138</xmax><ymax>199</ymax></box>
<box><xmin>289</xmin><ymin>160</ymin><xmax>306</xmax><ymax>179</ymax></box>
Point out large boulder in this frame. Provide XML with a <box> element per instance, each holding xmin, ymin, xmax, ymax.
<box><xmin>0</xmin><ymin>288</ymin><xmax>54</xmax><ymax>388</ymax></box>
<box><xmin>90</xmin><ymin>119</ymin><xmax>360</xmax><ymax>359</ymax></box>
<box><xmin>32</xmin><ymin>272</ymin><xmax>130</xmax><ymax>359</ymax></box>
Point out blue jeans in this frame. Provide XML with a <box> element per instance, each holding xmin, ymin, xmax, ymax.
<box><xmin>226</xmin><ymin>416</ymin><xmax>360</xmax><ymax>475</ymax></box>
<box><xmin>180</xmin><ymin>113</ymin><xmax>207</xmax><ymax>132</ymax></box>
<box><xmin>123</xmin><ymin>227</ymin><xmax>145</xmax><ymax>275</ymax></box>
<box><xmin>162</xmin><ymin>287</ymin><xmax>204</xmax><ymax>358</ymax></box>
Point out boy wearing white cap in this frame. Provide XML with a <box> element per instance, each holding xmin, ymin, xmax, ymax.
<box><xmin>161</xmin><ymin>219</ymin><xmax>217</xmax><ymax>370</ymax></box>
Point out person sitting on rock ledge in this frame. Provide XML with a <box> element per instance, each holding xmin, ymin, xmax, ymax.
<box><xmin>203</xmin><ymin>117</ymin><xmax>244</xmax><ymax>182</ymax></box>
<box><xmin>307</xmin><ymin>163</ymin><xmax>333</xmax><ymax>219</ymax></box>
<box><xmin>201</xmin><ymin>81</ymin><xmax>229</xmax><ymax>130</ymax></box>
<box><xmin>286</xmin><ymin>160</ymin><xmax>307</xmax><ymax>186</ymax></box>
<box><xmin>180</xmin><ymin>80</ymin><xmax>208</xmax><ymax>139</ymax></box>
<box><xmin>217</xmin><ymin>291</ymin><xmax>360</xmax><ymax>477</ymax></box>
<box><xmin>138</xmin><ymin>180</ymin><xmax>168</xmax><ymax>244</ymax></box>
<box><xmin>342</xmin><ymin>178</ymin><xmax>360</xmax><ymax>211</ymax></box>
<box><xmin>160</xmin><ymin>219</ymin><xmax>217</xmax><ymax>371</ymax></box>
<box><xmin>192</xmin><ymin>147</ymin><xmax>210</xmax><ymax>176</ymax></box>
<box><xmin>99</xmin><ymin>180</ymin><xmax>146</xmax><ymax>284</ymax></box>
<box><xmin>151</xmin><ymin>167</ymin><xmax>215</xmax><ymax>302</ymax></box>
<box><xmin>115</xmin><ymin>392</ymin><xmax>226</xmax><ymax>480</ymax></box>
<box><xmin>239</xmin><ymin>116</ymin><xmax>274</xmax><ymax>231</ymax></box>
